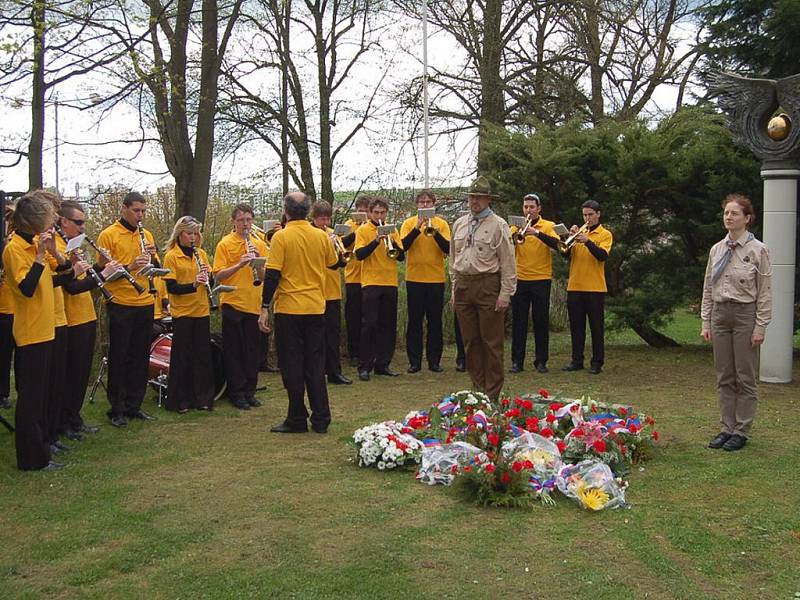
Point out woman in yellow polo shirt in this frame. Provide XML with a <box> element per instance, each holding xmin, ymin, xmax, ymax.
<box><xmin>162</xmin><ymin>216</ymin><xmax>215</xmax><ymax>413</ymax></box>
<box><xmin>2</xmin><ymin>192</ymin><xmax>61</xmax><ymax>470</ymax></box>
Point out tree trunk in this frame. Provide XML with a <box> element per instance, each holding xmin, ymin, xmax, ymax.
<box><xmin>476</xmin><ymin>0</ymin><xmax>504</xmax><ymax>171</ymax></box>
<box><xmin>28</xmin><ymin>1</ymin><xmax>46</xmax><ymax>190</ymax></box>
<box><xmin>629</xmin><ymin>321</ymin><xmax>680</xmax><ymax>348</ymax></box>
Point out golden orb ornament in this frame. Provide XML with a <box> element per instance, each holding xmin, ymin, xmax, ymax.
<box><xmin>767</xmin><ymin>114</ymin><xmax>791</xmax><ymax>141</ymax></box>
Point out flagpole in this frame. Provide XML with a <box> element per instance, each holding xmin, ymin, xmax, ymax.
<box><xmin>422</xmin><ymin>0</ymin><xmax>430</xmax><ymax>188</ymax></box>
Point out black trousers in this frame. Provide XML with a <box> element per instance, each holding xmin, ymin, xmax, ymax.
<box><xmin>0</xmin><ymin>313</ymin><xmax>13</xmax><ymax>399</ymax></box>
<box><xmin>14</xmin><ymin>340</ymin><xmax>53</xmax><ymax>470</ymax></box>
<box><xmin>221</xmin><ymin>305</ymin><xmax>260</xmax><ymax>402</ymax></box>
<box><xmin>324</xmin><ymin>299</ymin><xmax>343</xmax><ymax>376</ymax></box>
<box><xmin>48</xmin><ymin>326</ymin><xmax>68</xmax><ymax>443</ymax></box>
<box><xmin>454</xmin><ymin>312</ymin><xmax>465</xmax><ymax>363</ymax></box>
<box><xmin>344</xmin><ymin>283</ymin><xmax>362</xmax><ymax>359</ymax></box>
<box><xmin>567</xmin><ymin>291</ymin><xmax>605</xmax><ymax>367</ymax></box>
<box><xmin>166</xmin><ymin>316</ymin><xmax>214</xmax><ymax>411</ymax></box>
<box><xmin>107</xmin><ymin>302</ymin><xmax>154</xmax><ymax>417</ymax></box>
<box><xmin>511</xmin><ymin>279</ymin><xmax>552</xmax><ymax>367</ymax></box>
<box><xmin>275</xmin><ymin>313</ymin><xmax>331</xmax><ymax>430</ymax></box>
<box><xmin>359</xmin><ymin>286</ymin><xmax>398</xmax><ymax>372</ymax></box>
<box><xmin>406</xmin><ymin>282</ymin><xmax>444</xmax><ymax>368</ymax></box>
<box><xmin>63</xmin><ymin>320</ymin><xmax>97</xmax><ymax>431</ymax></box>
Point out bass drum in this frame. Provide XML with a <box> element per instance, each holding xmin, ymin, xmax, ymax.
<box><xmin>148</xmin><ymin>333</ymin><xmax>227</xmax><ymax>402</ymax></box>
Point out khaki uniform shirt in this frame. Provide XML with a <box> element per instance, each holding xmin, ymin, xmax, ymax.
<box><xmin>701</xmin><ymin>233</ymin><xmax>772</xmax><ymax>336</ymax></box>
<box><xmin>450</xmin><ymin>212</ymin><xmax>517</xmax><ymax>302</ymax></box>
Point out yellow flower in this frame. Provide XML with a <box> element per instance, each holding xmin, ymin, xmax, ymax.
<box><xmin>576</xmin><ymin>484</ymin><xmax>609</xmax><ymax>511</ymax></box>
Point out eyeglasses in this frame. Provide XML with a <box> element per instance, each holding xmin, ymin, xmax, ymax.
<box><xmin>66</xmin><ymin>217</ymin><xmax>85</xmax><ymax>226</ymax></box>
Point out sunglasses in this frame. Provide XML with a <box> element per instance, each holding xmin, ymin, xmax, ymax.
<box><xmin>66</xmin><ymin>217</ymin><xmax>85</xmax><ymax>226</ymax></box>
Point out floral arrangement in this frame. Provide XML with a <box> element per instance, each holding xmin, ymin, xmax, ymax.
<box><xmin>352</xmin><ymin>421</ymin><xmax>424</xmax><ymax>470</ymax></box>
<box><xmin>352</xmin><ymin>389</ymin><xmax>659</xmax><ymax>510</ymax></box>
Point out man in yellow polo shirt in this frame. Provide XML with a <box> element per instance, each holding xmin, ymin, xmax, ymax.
<box><xmin>96</xmin><ymin>191</ymin><xmax>160</xmax><ymax>427</ymax></box>
<box><xmin>212</xmin><ymin>203</ymin><xmax>269</xmax><ymax>410</ymax></box>
<box><xmin>509</xmin><ymin>193</ymin><xmax>560</xmax><ymax>374</ymax></box>
<box><xmin>562</xmin><ymin>200</ymin><xmax>613</xmax><ymax>375</ymax></box>
<box><xmin>399</xmin><ymin>190</ymin><xmax>451</xmax><ymax>373</ymax></box>
<box><xmin>354</xmin><ymin>196</ymin><xmax>405</xmax><ymax>381</ymax></box>
<box><xmin>259</xmin><ymin>192</ymin><xmax>340</xmax><ymax>434</ymax></box>
<box><xmin>343</xmin><ymin>195</ymin><xmax>370</xmax><ymax>366</ymax></box>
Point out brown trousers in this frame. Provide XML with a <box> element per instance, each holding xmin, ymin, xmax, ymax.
<box><xmin>711</xmin><ymin>301</ymin><xmax>759</xmax><ymax>437</ymax></box>
<box><xmin>454</xmin><ymin>272</ymin><xmax>505</xmax><ymax>400</ymax></box>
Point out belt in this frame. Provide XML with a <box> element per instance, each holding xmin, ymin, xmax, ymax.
<box><xmin>456</xmin><ymin>271</ymin><xmax>500</xmax><ymax>280</ymax></box>
<box><xmin>718</xmin><ymin>300</ymin><xmax>755</xmax><ymax>306</ymax></box>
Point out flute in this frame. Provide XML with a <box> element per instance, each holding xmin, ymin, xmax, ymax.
<box><xmin>191</xmin><ymin>242</ymin><xmax>218</xmax><ymax>311</ymax></box>
<box><xmin>53</xmin><ymin>224</ymin><xmax>114</xmax><ymax>302</ymax></box>
<box><xmin>84</xmin><ymin>234</ymin><xmax>146</xmax><ymax>295</ymax></box>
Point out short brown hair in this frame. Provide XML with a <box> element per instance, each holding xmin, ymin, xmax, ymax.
<box><xmin>722</xmin><ymin>193</ymin><xmax>755</xmax><ymax>228</ymax></box>
<box><xmin>58</xmin><ymin>199</ymin><xmax>85</xmax><ymax>218</ymax></box>
<box><xmin>355</xmin><ymin>195</ymin><xmax>370</xmax><ymax>209</ymax></box>
<box><xmin>231</xmin><ymin>203</ymin><xmax>254</xmax><ymax>220</ymax></box>
<box><xmin>123</xmin><ymin>191</ymin><xmax>145</xmax><ymax>207</ymax></box>
<box><xmin>311</xmin><ymin>200</ymin><xmax>332</xmax><ymax>218</ymax></box>
<box><xmin>415</xmin><ymin>189</ymin><xmax>436</xmax><ymax>203</ymax></box>
<box><xmin>10</xmin><ymin>191</ymin><xmax>56</xmax><ymax>234</ymax></box>
<box><xmin>368</xmin><ymin>197</ymin><xmax>389</xmax><ymax>212</ymax></box>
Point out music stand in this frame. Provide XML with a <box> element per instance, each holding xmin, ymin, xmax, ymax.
<box><xmin>88</xmin><ymin>356</ymin><xmax>108</xmax><ymax>404</ymax></box>
<box><xmin>0</xmin><ymin>413</ymin><xmax>12</xmax><ymax>433</ymax></box>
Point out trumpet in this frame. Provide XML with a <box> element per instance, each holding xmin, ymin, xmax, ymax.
<box><xmin>558</xmin><ymin>222</ymin><xmax>591</xmax><ymax>252</ymax></box>
<box><xmin>191</xmin><ymin>242</ymin><xmax>218</xmax><ymax>311</ymax></box>
<box><xmin>244</xmin><ymin>229</ymin><xmax>265</xmax><ymax>286</ymax></box>
<box><xmin>84</xmin><ymin>233</ymin><xmax>146</xmax><ymax>295</ymax></box>
<box><xmin>54</xmin><ymin>223</ymin><xmax>114</xmax><ymax>302</ymax></box>
<box><xmin>417</xmin><ymin>208</ymin><xmax>437</xmax><ymax>237</ymax></box>
<box><xmin>330</xmin><ymin>233</ymin><xmax>353</xmax><ymax>262</ymax></box>
<box><xmin>513</xmin><ymin>216</ymin><xmax>533</xmax><ymax>245</ymax></box>
<box><xmin>378</xmin><ymin>220</ymin><xmax>400</xmax><ymax>259</ymax></box>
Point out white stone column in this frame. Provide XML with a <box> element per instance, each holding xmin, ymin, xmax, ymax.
<box><xmin>759</xmin><ymin>166</ymin><xmax>798</xmax><ymax>383</ymax></box>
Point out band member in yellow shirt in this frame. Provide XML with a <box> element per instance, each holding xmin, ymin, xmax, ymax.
<box><xmin>399</xmin><ymin>190</ymin><xmax>451</xmax><ymax>373</ymax></box>
<box><xmin>213</xmin><ymin>203</ymin><xmax>269</xmax><ymax>410</ymax></box>
<box><xmin>343</xmin><ymin>195</ymin><xmax>370</xmax><ymax>366</ymax></box>
<box><xmin>0</xmin><ymin>223</ymin><xmax>14</xmax><ymax>411</ymax></box>
<box><xmin>162</xmin><ymin>216</ymin><xmax>215</xmax><ymax>412</ymax></box>
<box><xmin>259</xmin><ymin>192</ymin><xmax>340</xmax><ymax>433</ymax></box>
<box><xmin>354</xmin><ymin>197</ymin><xmax>405</xmax><ymax>381</ymax></box>
<box><xmin>3</xmin><ymin>192</ymin><xmax>61</xmax><ymax>470</ymax></box>
<box><xmin>311</xmin><ymin>201</ymin><xmax>352</xmax><ymax>385</ymax></box>
<box><xmin>96</xmin><ymin>192</ymin><xmax>160</xmax><ymax>427</ymax></box>
<box><xmin>509</xmin><ymin>193</ymin><xmax>560</xmax><ymax>374</ymax></box>
<box><xmin>562</xmin><ymin>200</ymin><xmax>613</xmax><ymax>375</ymax></box>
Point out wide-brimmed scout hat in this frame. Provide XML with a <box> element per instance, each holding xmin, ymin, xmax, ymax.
<box><xmin>465</xmin><ymin>175</ymin><xmax>499</xmax><ymax>198</ymax></box>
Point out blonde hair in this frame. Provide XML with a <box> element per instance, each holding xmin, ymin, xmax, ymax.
<box><xmin>165</xmin><ymin>215</ymin><xmax>202</xmax><ymax>251</ymax></box>
<box><xmin>9</xmin><ymin>191</ymin><xmax>56</xmax><ymax>235</ymax></box>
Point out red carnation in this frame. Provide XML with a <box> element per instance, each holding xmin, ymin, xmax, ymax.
<box><xmin>619</xmin><ymin>407</ymin><xmax>628</xmax><ymax>416</ymax></box>
<box><xmin>545</xmin><ymin>413</ymin><xmax>556</xmax><ymax>424</ymax></box>
<box><xmin>487</xmin><ymin>432</ymin><xmax>500</xmax><ymax>446</ymax></box>
<box><xmin>512</xmin><ymin>461</ymin><xmax>524</xmax><ymax>473</ymax></box>
<box><xmin>501</xmin><ymin>398</ymin><xmax>510</xmax><ymax>407</ymax></box>
<box><xmin>593</xmin><ymin>440</ymin><xmax>607</xmax><ymax>453</ymax></box>
<box><xmin>464</xmin><ymin>465</ymin><xmax>472</xmax><ymax>472</ymax></box>
<box><xmin>541</xmin><ymin>427</ymin><xmax>554</xmax><ymax>438</ymax></box>
<box><xmin>514</xmin><ymin>397</ymin><xmax>523</xmax><ymax>407</ymax></box>
<box><xmin>571</xmin><ymin>429</ymin><xmax>585</xmax><ymax>438</ymax></box>
<box><xmin>524</xmin><ymin>460</ymin><xmax>534</xmax><ymax>470</ymax></box>
<box><xmin>485</xmin><ymin>463</ymin><xmax>496</xmax><ymax>473</ymax></box>
<box><xmin>522</xmin><ymin>399</ymin><xmax>533</xmax><ymax>411</ymax></box>
<box><xmin>510</xmin><ymin>408</ymin><xmax>521</xmax><ymax>418</ymax></box>
<box><xmin>450</xmin><ymin>465</ymin><xmax>458</xmax><ymax>474</ymax></box>
<box><xmin>556</xmin><ymin>440</ymin><xmax>567</xmax><ymax>453</ymax></box>
<box><xmin>539</xmin><ymin>389</ymin><xmax>549</xmax><ymax>398</ymax></box>
<box><xmin>549</xmin><ymin>402</ymin><xmax>563</xmax><ymax>411</ymax></box>
<box><xmin>628</xmin><ymin>424</ymin><xmax>640</xmax><ymax>434</ymax></box>
<box><xmin>500</xmin><ymin>472</ymin><xmax>511</xmax><ymax>484</ymax></box>
<box><xmin>652</xmin><ymin>431</ymin><xmax>660</xmax><ymax>441</ymax></box>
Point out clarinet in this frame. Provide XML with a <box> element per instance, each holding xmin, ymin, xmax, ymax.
<box><xmin>54</xmin><ymin>224</ymin><xmax>114</xmax><ymax>302</ymax></box>
<box><xmin>244</xmin><ymin>229</ymin><xmax>263</xmax><ymax>286</ymax></box>
<box><xmin>84</xmin><ymin>234</ymin><xmax>146</xmax><ymax>295</ymax></box>
<box><xmin>191</xmin><ymin>242</ymin><xmax>218</xmax><ymax>311</ymax></box>
<box><xmin>137</xmin><ymin>220</ymin><xmax>157</xmax><ymax>295</ymax></box>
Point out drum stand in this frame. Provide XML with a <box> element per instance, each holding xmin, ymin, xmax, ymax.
<box><xmin>88</xmin><ymin>356</ymin><xmax>108</xmax><ymax>404</ymax></box>
<box><xmin>0</xmin><ymin>413</ymin><xmax>13</xmax><ymax>433</ymax></box>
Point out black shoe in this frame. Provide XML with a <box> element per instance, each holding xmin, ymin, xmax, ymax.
<box><xmin>535</xmin><ymin>364</ymin><xmax>549</xmax><ymax>373</ymax></box>
<box><xmin>129</xmin><ymin>410</ymin><xmax>157</xmax><ymax>421</ymax></box>
<box><xmin>79</xmin><ymin>424</ymin><xmax>100</xmax><ymax>434</ymax></box>
<box><xmin>270</xmin><ymin>422</ymin><xmax>308</xmax><ymax>433</ymax></box>
<box><xmin>407</xmin><ymin>365</ymin><xmax>421</xmax><ymax>374</ymax></box>
<box><xmin>722</xmin><ymin>434</ymin><xmax>747</xmax><ymax>452</ymax></box>
<box><xmin>358</xmin><ymin>370</ymin><xmax>370</xmax><ymax>381</ymax></box>
<box><xmin>50</xmin><ymin>444</ymin><xmax>63</xmax><ymax>455</ymax></box>
<box><xmin>0</xmin><ymin>396</ymin><xmax>11</xmax><ymax>409</ymax></box>
<box><xmin>265</xmin><ymin>365</ymin><xmax>280</xmax><ymax>373</ymax></box>
<box><xmin>509</xmin><ymin>363</ymin><xmax>523</xmax><ymax>374</ymax></box>
<box><xmin>455</xmin><ymin>359</ymin><xmax>466</xmax><ymax>373</ymax></box>
<box><xmin>375</xmin><ymin>368</ymin><xmax>399</xmax><ymax>377</ymax></box>
<box><xmin>312</xmin><ymin>425</ymin><xmax>329</xmax><ymax>434</ymax></box>
<box><xmin>64</xmin><ymin>429</ymin><xmax>84</xmax><ymax>442</ymax></box>
<box><xmin>708</xmin><ymin>432</ymin><xmax>731</xmax><ymax>449</ymax></box>
<box><xmin>42</xmin><ymin>460</ymin><xmax>65</xmax><ymax>471</ymax></box>
<box><xmin>589</xmin><ymin>365</ymin><xmax>602</xmax><ymax>375</ymax></box>
<box><xmin>328</xmin><ymin>373</ymin><xmax>353</xmax><ymax>385</ymax></box>
<box><xmin>561</xmin><ymin>362</ymin><xmax>584</xmax><ymax>372</ymax></box>
<box><xmin>110</xmin><ymin>415</ymin><xmax>128</xmax><ymax>428</ymax></box>
<box><xmin>349</xmin><ymin>357</ymin><xmax>360</xmax><ymax>367</ymax></box>
<box><xmin>232</xmin><ymin>399</ymin><xmax>251</xmax><ymax>410</ymax></box>
<box><xmin>429</xmin><ymin>364</ymin><xmax>443</xmax><ymax>373</ymax></box>
<box><xmin>246</xmin><ymin>397</ymin><xmax>262</xmax><ymax>408</ymax></box>
<box><xmin>54</xmin><ymin>440</ymin><xmax>72</xmax><ymax>451</ymax></box>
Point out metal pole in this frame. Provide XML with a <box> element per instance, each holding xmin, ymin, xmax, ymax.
<box><xmin>281</xmin><ymin>0</ymin><xmax>291</xmax><ymax>196</ymax></box>
<box><xmin>422</xmin><ymin>0</ymin><xmax>430</xmax><ymax>188</ymax></box>
<box><xmin>54</xmin><ymin>95</ymin><xmax>60</xmax><ymax>194</ymax></box>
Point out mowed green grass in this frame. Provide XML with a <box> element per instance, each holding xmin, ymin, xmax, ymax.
<box><xmin>1</xmin><ymin>310</ymin><xmax>798</xmax><ymax>600</ymax></box>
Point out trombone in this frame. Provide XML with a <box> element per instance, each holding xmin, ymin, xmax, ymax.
<box><xmin>378</xmin><ymin>220</ymin><xmax>400</xmax><ymax>259</ymax></box>
<box><xmin>558</xmin><ymin>222</ymin><xmax>591</xmax><ymax>252</ymax></box>
<box><xmin>513</xmin><ymin>215</ymin><xmax>533</xmax><ymax>245</ymax></box>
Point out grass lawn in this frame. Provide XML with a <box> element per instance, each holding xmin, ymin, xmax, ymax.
<box><xmin>1</xmin><ymin>309</ymin><xmax>798</xmax><ymax>599</ymax></box>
